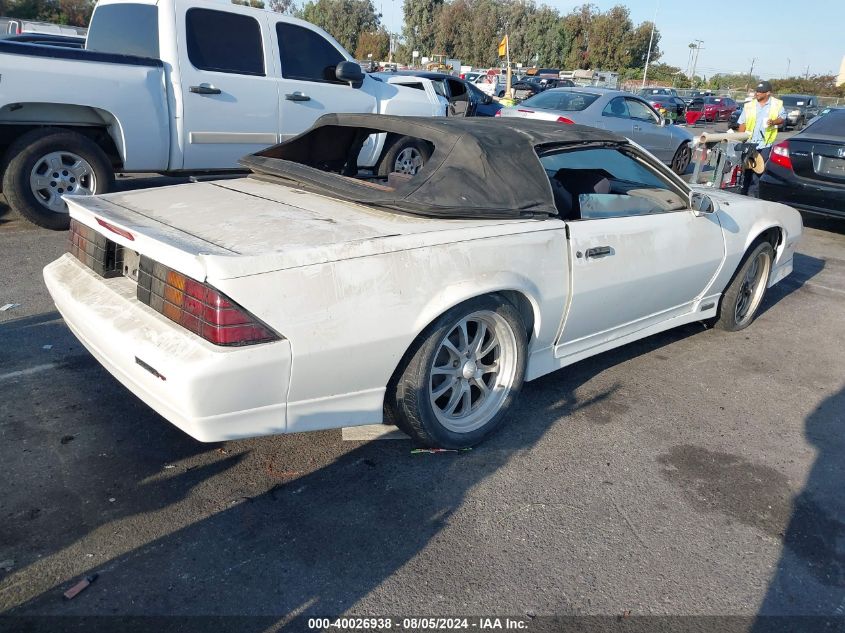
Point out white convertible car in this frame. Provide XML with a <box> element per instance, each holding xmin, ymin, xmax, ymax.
<box><xmin>44</xmin><ymin>115</ymin><xmax>802</xmax><ymax>448</ymax></box>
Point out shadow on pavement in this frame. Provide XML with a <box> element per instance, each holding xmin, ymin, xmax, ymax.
<box><xmin>750</xmin><ymin>385</ymin><xmax>845</xmax><ymax>628</ymax></box>
<box><xmin>1</xmin><ymin>319</ymin><xmax>706</xmax><ymax>627</ymax></box>
<box><xmin>757</xmin><ymin>252</ymin><xmax>825</xmax><ymax>319</ymax></box>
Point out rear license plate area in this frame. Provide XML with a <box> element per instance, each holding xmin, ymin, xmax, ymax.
<box><xmin>816</xmin><ymin>156</ymin><xmax>845</xmax><ymax>179</ymax></box>
<box><xmin>122</xmin><ymin>249</ymin><xmax>141</xmax><ymax>282</ymax></box>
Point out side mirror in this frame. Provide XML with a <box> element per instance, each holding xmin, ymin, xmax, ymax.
<box><xmin>690</xmin><ymin>191</ymin><xmax>715</xmax><ymax>215</ymax></box>
<box><xmin>336</xmin><ymin>61</ymin><xmax>364</xmax><ymax>87</ymax></box>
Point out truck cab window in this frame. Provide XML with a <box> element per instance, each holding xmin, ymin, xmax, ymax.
<box><xmin>86</xmin><ymin>3</ymin><xmax>159</xmax><ymax>59</ymax></box>
<box><xmin>276</xmin><ymin>23</ymin><xmax>345</xmax><ymax>83</ymax></box>
<box><xmin>186</xmin><ymin>8</ymin><xmax>264</xmax><ymax>76</ymax></box>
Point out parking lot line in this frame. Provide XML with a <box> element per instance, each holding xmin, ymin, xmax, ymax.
<box><xmin>0</xmin><ymin>363</ymin><xmax>58</xmax><ymax>381</ymax></box>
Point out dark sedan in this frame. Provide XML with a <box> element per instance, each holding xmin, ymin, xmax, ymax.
<box><xmin>760</xmin><ymin>108</ymin><xmax>845</xmax><ymax>218</ymax></box>
<box><xmin>511</xmin><ymin>76</ymin><xmax>574</xmax><ymax>100</ymax></box>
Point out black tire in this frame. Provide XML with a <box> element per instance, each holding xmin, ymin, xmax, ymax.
<box><xmin>389</xmin><ymin>294</ymin><xmax>527</xmax><ymax>448</ymax></box>
<box><xmin>670</xmin><ymin>142</ymin><xmax>692</xmax><ymax>175</ymax></box>
<box><xmin>2</xmin><ymin>128</ymin><xmax>114</xmax><ymax>230</ymax></box>
<box><xmin>377</xmin><ymin>136</ymin><xmax>432</xmax><ymax>177</ymax></box>
<box><xmin>714</xmin><ymin>241</ymin><xmax>775</xmax><ymax>332</ymax></box>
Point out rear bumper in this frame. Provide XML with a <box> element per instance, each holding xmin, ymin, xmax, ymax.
<box><xmin>44</xmin><ymin>254</ymin><xmax>292</xmax><ymax>442</ymax></box>
<box><xmin>760</xmin><ymin>170</ymin><xmax>845</xmax><ymax>218</ymax></box>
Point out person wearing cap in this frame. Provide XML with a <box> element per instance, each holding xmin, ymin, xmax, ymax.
<box><xmin>737</xmin><ymin>80</ymin><xmax>786</xmax><ymax>197</ymax></box>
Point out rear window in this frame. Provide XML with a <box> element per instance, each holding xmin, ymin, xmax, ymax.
<box><xmin>522</xmin><ymin>91</ymin><xmax>599</xmax><ymax>111</ymax></box>
<box><xmin>186</xmin><ymin>8</ymin><xmax>264</xmax><ymax>76</ymax></box>
<box><xmin>86</xmin><ymin>3</ymin><xmax>159</xmax><ymax>58</ymax></box>
<box><xmin>277</xmin><ymin>22</ymin><xmax>345</xmax><ymax>83</ymax></box>
<box><xmin>781</xmin><ymin>96</ymin><xmax>808</xmax><ymax>106</ymax></box>
<box><xmin>805</xmin><ymin>109</ymin><xmax>845</xmax><ymax>135</ymax></box>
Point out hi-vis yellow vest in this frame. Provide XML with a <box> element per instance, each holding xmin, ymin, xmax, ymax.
<box><xmin>744</xmin><ymin>97</ymin><xmax>783</xmax><ymax>146</ymax></box>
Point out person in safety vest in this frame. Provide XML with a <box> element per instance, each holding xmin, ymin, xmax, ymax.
<box><xmin>737</xmin><ymin>80</ymin><xmax>786</xmax><ymax>197</ymax></box>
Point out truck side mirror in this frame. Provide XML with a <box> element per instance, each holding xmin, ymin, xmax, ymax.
<box><xmin>336</xmin><ymin>61</ymin><xmax>364</xmax><ymax>88</ymax></box>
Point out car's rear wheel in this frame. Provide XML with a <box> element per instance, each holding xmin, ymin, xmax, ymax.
<box><xmin>389</xmin><ymin>295</ymin><xmax>527</xmax><ymax>448</ymax></box>
<box><xmin>714</xmin><ymin>241</ymin><xmax>774</xmax><ymax>331</ymax></box>
<box><xmin>377</xmin><ymin>136</ymin><xmax>432</xmax><ymax>177</ymax></box>
<box><xmin>671</xmin><ymin>143</ymin><xmax>692</xmax><ymax>175</ymax></box>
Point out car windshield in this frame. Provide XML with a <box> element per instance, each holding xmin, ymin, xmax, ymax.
<box><xmin>781</xmin><ymin>96</ymin><xmax>808</xmax><ymax>106</ymax></box>
<box><xmin>521</xmin><ymin>91</ymin><xmax>599</xmax><ymax>111</ymax></box>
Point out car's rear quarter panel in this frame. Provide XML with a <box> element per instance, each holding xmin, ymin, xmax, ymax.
<box><xmin>210</xmin><ymin>225</ymin><xmax>570</xmax><ymax>433</ymax></box>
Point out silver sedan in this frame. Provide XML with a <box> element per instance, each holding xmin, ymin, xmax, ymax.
<box><xmin>498</xmin><ymin>88</ymin><xmax>694</xmax><ymax>174</ymax></box>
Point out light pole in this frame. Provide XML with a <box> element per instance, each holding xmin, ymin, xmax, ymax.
<box><xmin>641</xmin><ymin>0</ymin><xmax>661</xmax><ymax>89</ymax></box>
<box><xmin>786</xmin><ymin>57</ymin><xmax>791</xmax><ymax>77</ymax></box>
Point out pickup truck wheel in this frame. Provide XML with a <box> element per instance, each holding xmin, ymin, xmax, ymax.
<box><xmin>390</xmin><ymin>295</ymin><xmax>527</xmax><ymax>448</ymax></box>
<box><xmin>378</xmin><ymin>136</ymin><xmax>432</xmax><ymax>177</ymax></box>
<box><xmin>671</xmin><ymin>143</ymin><xmax>691</xmax><ymax>175</ymax></box>
<box><xmin>3</xmin><ymin>128</ymin><xmax>114</xmax><ymax>230</ymax></box>
<box><xmin>714</xmin><ymin>241</ymin><xmax>774</xmax><ymax>331</ymax></box>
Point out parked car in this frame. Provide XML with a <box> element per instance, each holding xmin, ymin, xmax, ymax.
<box><xmin>465</xmin><ymin>83</ymin><xmax>503</xmax><ymax>116</ymax></box>
<box><xmin>760</xmin><ymin>108</ymin><xmax>845</xmax><ymax>218</ymax></box>
<box><xmin>43</xmin><ymin>114</ymin><xmax>801</xmax><ymax>448</ymax></box>
<box><xmin>0</xmin><ymin>17</ymin><xmax>87</xmax><ymax>38</ymax></box>
<box><xmin>778</xmin><ymin>94</ymin><xmax>821</xmax><ymax>131</ymax></box>
<box><xmin>497</xmin><ymin>88</ymin><xmax>694</xmax><ymax>174</ymax></box>
<box><xmin>375</xmin><ymin>71</ymin><xmax>497</xmax><ymax>117</ymax></box>
<box><xmin>0</xmin><ymin>0</ymin><xmax>442</xmax><ymax>229</ymax></box>
<box><xmin>806</xmin><ymin>105</ymin><xmax>845</xmax><ymax>127</ymax></box>
<box><xmin>638</xmin><ymin>89</ymin><xmax>686</xmax><ymax>121</ymax></box>
<box><xmin>683</xmin><ymin>90</ymin><xmax>714</xmax><ymax>106</ymax></box>
<box><xmin>685</xmin><ymin>96</ymin><xmax>738</xmax><ymax>123</ymax></box>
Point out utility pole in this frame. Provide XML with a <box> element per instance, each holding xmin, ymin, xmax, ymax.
<box><xmin>786</xmin><ymin>58</ymin><xmax>790</xmax><ymax>77</ymax></box>
<box><xmin>641</xmin><ymin>0</ymin><xmax>661</xmax><ymax>89</ymax></box>
<box><xmin>745</xmin><ymin>57</ymin><xmax>756</xmax><ymax>91</ymax></box>
<box><xmin>686</xmin><ymin>43</ymin><xmax>695</xmax><ymax>79</ymax></box>
<box><xmin>690</xmin><ymin>40</ymin><xmax>704</xmax><ymax>86</ymax></box>
<box><xmin>805</xmin><ymin>65</ymin><xmax>810</xmax><ymax>80</ymax></box>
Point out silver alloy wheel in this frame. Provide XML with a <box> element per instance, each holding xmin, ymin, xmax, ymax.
<box><xmin>393</xmin><ymin>147</ymin><xmax>423</xmax><ymax>175</ymax></box>
<box><xmin>29</xmin><ymin>151</ymin><xmax>97</xmax><ymax>214</ymax></box>
<box><xmin>734</xmin><ymin>250</ymin><xmax>771</xmax><ymax>326</ymax></box>
<box><xmin>428</xmin><ymin>310</ymin><xmax>519</xmax><ymax>434</ymax></box>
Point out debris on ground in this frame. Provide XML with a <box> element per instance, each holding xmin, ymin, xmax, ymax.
<box><xmin>0</xmin><ymin>560</ymin><xmax>14</xmax><ymax>572</ymax></box>
<box><xmin>63</xmin><ymin>574</ymin><xmax>98</xmax><ymax>600</ymax></box>
<box><xmin>164</xmin><ymin>464</ymin><xmax>176</xmax><ymax>470</ymax></box>
<box><xmin>216</xmin><ymin>448</ymin><xmax>229</xmax><ymax>455</ymax></box>
<box><xmin>42</xmin><ymin>345</ymin><xmax>53</xmax><ymax>350</ymax></box>
<box><xmin>60</xmin><ymin>435</ymin><xmax>75</xmax><ymax>445</ymax></box>
<box><xmin>108</xmin><ymin>498</ymin><xmax>116</xmax><ymax>503</ymax></box>
<box><xmin>0</xmin><ymin>303</ymin><xmax>20</xmax><ymax>312</ymax></box>
<box><xmin>411</xmin><ymin>448</ymin><xmax>473</xmax><ymax>455</ymax></box>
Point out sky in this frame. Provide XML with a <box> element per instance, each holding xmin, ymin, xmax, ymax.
<box><xmin>379</xmin><ymin>0</ymin><xmax>845</xmax><ymax>79</ymax></box>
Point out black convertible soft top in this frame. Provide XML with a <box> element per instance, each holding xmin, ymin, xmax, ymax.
<box><xmin>240</xmin><ymin>114</ymin><xmax>626</xmax><ymax>219</ymax></box>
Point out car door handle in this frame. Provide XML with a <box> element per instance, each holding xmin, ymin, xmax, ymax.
<box><xmin>633</xmin><ymin>125</ymin><xmax>642</xmax><ymax>131</ymax></box>
<box><xmin>285</xmin><ymin>91</ymin><xmax>311</xmax><ymax>102</ymax></box>
<box><xmin>189</xmin><ymin>83</ymin><xmax>221</xmax><ymax>95</ymax></box>
<box><xmin>585</xmin><ymin>246</ymin><xmax>612</xmax><ymax>258</ymax></box>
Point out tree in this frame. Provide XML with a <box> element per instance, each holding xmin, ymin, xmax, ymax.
<box><xmin>355</xmin><ymin>28</ymin><xmax>390</xmax><ymax>60</ymax></box>
<box><xmin>268</xmin><ymin>0</ymin><xmax>295</xmax><ymax>13</ymax></box>
<box><xmin>562</xmin><ymin>4</ymin><xmax>593</xmax><ymax>70</ymax></box>
<box><xmin>522</xmin><ymin>6</ymin><xmax>568</xmax><ymax>68</ymax></box>
<box><xmin>402</xmin><ymin>0</ymin><xmax>443</xmax><ymax>58</ymax></box>
<box><xmin>299</xmin><ymin>0</ymin><xmax>381</xmax><ymax>53</ymax></box>
<box><xmin>626</xmin><ymin>21</ymin><xmax>658</xmax><ymax>69</ymax></box>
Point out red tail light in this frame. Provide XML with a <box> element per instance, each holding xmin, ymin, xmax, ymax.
<box><xmin>494</xmin><ymin>109</ymin><xmax>501</xmax><ymax>117</ymax></box>
<box><xmin>137</xmin><ymin>257</ymin><xmax>279</xmax><ymax>346</ymax></box>
<box><xmin>770</xmin><ymin>141</ymin><xmax>792</xmax><ymax>171</ymax></box>
<box><xmin>556</xmin><ymin>116</ymin><xmax>574</xmax><ymax>124</ymax></box>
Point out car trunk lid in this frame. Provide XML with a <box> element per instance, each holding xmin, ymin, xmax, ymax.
<box><xmin>66</xmin><ymin>177</ymin><xmax>542</xmax><ymax>281</ymax></box>
<box><xmin>788</xmin><ymin>136</ymin><xmax>845</xmax><ymax>187</ymax></box>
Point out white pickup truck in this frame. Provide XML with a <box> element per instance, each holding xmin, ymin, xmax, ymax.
<box><xmin>0</xmin><ymin>0</ymin><xmax>441</xmax><ymax>229</ymax></box>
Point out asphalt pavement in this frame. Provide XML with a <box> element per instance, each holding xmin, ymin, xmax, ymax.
<box><xmin>0</xmin><ymin>166</ymin><xmax>844</xmax><ymax>631</ymax></box>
